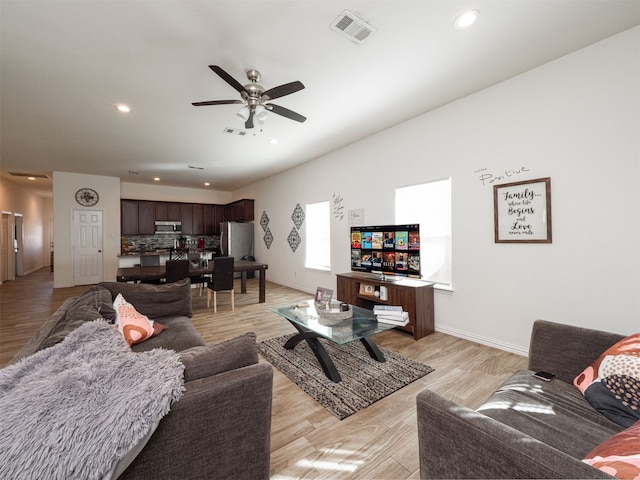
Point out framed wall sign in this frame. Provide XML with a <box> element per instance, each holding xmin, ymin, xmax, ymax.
<box><xmin>493</xmin><ymin>177</ymin><xmax>552</xmax><ymax>243</ymax></box>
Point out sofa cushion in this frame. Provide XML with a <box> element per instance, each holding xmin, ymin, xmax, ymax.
<box><xmin>131</xmin><ymin>316</ymin><xmax>206</xmax><ymax>353</ymax></box>
<box><xmin>574</xmin><ymin>333</ymin><xmax>640</xmax><ymax>428</ymax></box>
<box><xmin>98</xmin><ymin>279</ymin><xmax>192</xmax><ymax>319</ymax></box>
<box><xmin>39</xmin><ymin>285</ymin><xmax>116</xmax><ymax>350</ymax></box>
<box><xmin>583</xmin><ymin>419</ymin><xmax>640</xmax><ymax>479</ymax></box>
<box><xmin>113</xmin><ymin>293</ymin><xmax>166</xmax><ymax>346</ymax></box>
<box><xmin>179</xmin><ymin>333</ymin><xmax>258</xmax><ymax>382</ymax></box>
<box><xmin>478</xmin><ymin>370</ymin><xmax>624</xmax><ymax>459</ymax></box>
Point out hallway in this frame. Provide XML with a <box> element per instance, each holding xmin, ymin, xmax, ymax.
<box><xmin>0</xmin><ymin>268</ymin><xmax>87</xmax><ymax>367</ymax></box>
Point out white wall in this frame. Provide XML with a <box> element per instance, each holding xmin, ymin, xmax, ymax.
<box><xmin>53</xmin><ymin>172</ymin><xmax>121</xmax><ymax>287</ymax></box>
<box><xmin>234</xmin><ymin>27</ymin><xmax>640</xmax><ymax>355</ymax></box>
<box><xmin>120</xmin><ymin>182</ymin><xmax>232</xmax><ymax>204</ymax></box>
<box><xmin>0</xmin><ymin>177</ymin><xmax>48</xmax><ymax>278</ymax></box>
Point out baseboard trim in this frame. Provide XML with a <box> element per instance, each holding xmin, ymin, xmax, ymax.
<box><xmin>435</xmin><ymin>325</ymin><xmax>529</xmax><ymax>357</ymax></box>
<box><xmin>274</xmin><ymin>280</ymin><xmax>530</xmax><ymax>357</ymax></box>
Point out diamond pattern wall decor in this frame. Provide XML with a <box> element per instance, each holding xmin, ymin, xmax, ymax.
<box><xmin>263</xmin><ymin>227</ymin><xmax>273</xmax><ymax>249</ymax></box>
<box><xmin>287</xmin><ymin>227</ymin><xmax>301</xmax><ymax>252</ymax></box>
<box><xmin>260</xmin><ymin>211</ymin><xmax>270</xmax><ymax>232</ymax></box>
<box><xmin>291</xmin><ymin>203</ymin><xmax>305</xmax><ymax>230</ymax></box>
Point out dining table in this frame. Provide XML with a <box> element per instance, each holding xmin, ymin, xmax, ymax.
<box><xmin>116</xmin><ymin>259</ymin><xmax>269</xmax><ymax>303</ymax></box>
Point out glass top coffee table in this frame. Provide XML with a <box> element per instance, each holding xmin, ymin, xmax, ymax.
<box><xmin>269</xmin><ymin>301</ymin><xmax>396</xmax><ymax>382</ymax></box>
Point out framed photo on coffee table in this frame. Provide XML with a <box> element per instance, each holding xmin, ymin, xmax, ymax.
<box><xmin>315</xmin><ymin>287</ymin><xmax>333</xmax><ymax>304</ymax></box>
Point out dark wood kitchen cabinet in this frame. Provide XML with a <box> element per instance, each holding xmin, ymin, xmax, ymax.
<box><xmin>155</xmin><ymin>202</ymin><xmax>182</xmax><ymax>221</ymax></box>
<box><xmin>137</xmin><ymin>201</ymin><xmax>155</xmax><ymax>234</ymax></box>
<box><xmin>204</xmin><ymin>204</ymin><xmax>225</xmax><ymax>235</ymax></box>
<box><xmin>192</xmin><ymin>204</ymin><xmax>205</xmax><ymax>235</ymax></box>
<box><xmin>226</xmin><ymin>199</ymin><xmax>254</xmax><ymax>222</ymax></box>
<box><xmin>121</xmin><ymin>200</ymin><xmax>139</xmax><ymax>235</ymax></box>
<box><xmin>180</xmin><ymin>204</ymin><xmax>194</xmax><ymax>235</ymax></box>
<box><xmin>121</xmin><ymin>200</ymin><xmax>154</xmax><ymax>235</ymax></box>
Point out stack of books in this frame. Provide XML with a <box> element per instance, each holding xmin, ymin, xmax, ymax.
<box><xmin>373</xmin><ymin>305</ymin><xmax>409</xmax><ymax>326</ymax></box>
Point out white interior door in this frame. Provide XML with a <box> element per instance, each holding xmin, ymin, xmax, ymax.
<box><xmin>73</xmin><ymin>209</ymin><xmax>103</xmax><ymax>285</ymax></box>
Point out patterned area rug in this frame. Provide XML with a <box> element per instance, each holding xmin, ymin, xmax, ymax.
<box><xmin>258</xmin><ymin>334</ymin><xmax>434</xmax><ymax>419</ymax></box>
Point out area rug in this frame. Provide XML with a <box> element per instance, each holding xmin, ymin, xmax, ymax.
<box><xmin>258</xmin><ymin>334</ymin><xmax>434</xmax><ymax>419</ymax></box>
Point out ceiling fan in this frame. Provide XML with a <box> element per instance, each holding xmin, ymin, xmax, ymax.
<box><xmin>192</xmin><ymin>65</ymin><xmax>306</xmax><ymax>129</ymax></box>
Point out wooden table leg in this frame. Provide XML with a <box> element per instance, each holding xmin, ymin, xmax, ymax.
<box><xmin>259</xmin><ymin>268</ymin><xmax>266</xmax><ymax>303</ymax></box>
<box><xmin>240</xmin><ymin>271</ymin><xmax>247</xmax><ymax>294</ymax></box>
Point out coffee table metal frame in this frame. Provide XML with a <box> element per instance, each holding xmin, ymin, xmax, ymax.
<box><xmin>269</xmin><ymin>301</ymin><xmax>395</xmax><ymax>382</ymax></box>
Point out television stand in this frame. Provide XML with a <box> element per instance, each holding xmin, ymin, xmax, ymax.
<box><xmin>336</xmin><ymin>272</ymin><xmax>434</xmax><ymax>340</ymax></box>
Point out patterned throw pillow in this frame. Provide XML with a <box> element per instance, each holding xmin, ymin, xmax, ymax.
<box><xmin>583</xmin><ymin>420</ymin><xmax>640</xmax><ymax>479</ymax></box>
<box><xmin>113</xmin><ymin>294</ymin><xmax>166</xmax><ymax>346</ymax></box>
<box><xmin>574</xmin><ymin>334</ymin><xmax>640</xmax><ymax>427</ymax></box>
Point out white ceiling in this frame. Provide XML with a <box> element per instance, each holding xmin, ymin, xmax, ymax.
<box><xmin>2</xmin><ymin>1</ymin><xmax>639</xmax><ymax>197</ymax></box>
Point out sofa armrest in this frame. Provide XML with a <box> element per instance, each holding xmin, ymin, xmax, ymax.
<box><xmin>178</xmin><ymin>332</ymin><xmax>259</xmax><ymax>382</ymax></box>
<box><xmin>528</xmin><ymin>320</ymin><xmax>625</xmax><ymax>383</ymax></box>
<box><xmin>417</xmin><ymin>389</ymin><xmax>612</xmax><ymax>479</ymax></box>
<box><xmin>120</xmin><ymin>362</ymin><xmax>273</xmax><ymax>480</ymax></box>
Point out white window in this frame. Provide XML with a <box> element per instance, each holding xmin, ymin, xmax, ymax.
<box><xmin>305</xmin><ymin>201</ymin><xmax>330</xmax><ymax>271</ymax></box>
<box><xmin>395</xmin><ymin>178</ymin><xmax>452</xmax><ymax>287</ymax></box>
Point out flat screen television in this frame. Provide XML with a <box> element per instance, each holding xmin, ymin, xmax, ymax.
<box><xmin>350</xmin><ymin>224</ymin><xmax>420</xmax><ymax>278</ymax></box>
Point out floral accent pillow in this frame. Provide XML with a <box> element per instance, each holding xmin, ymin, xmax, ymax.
<box><xmin>583</xmin><ymin>420</ymin><xmax>640</xmax><ymax>479</ymax></box>
<box><xmin>573</xmin><ymin>334</ymin><xmax>640</xmax><ymax>428</ymax></box>
<box><xmin>113</xmin><ymin>294</ymin><xmax>166</xmax><ymax>346</ymax></box>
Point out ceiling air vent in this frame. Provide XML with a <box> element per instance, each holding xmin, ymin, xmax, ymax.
<box><xmin>223</xmin><ymin>127</ymin><xmax>248</xmax><ymax>136</ymax></box>
<box><xmin>330</xmin><ymin>10</ymin><xmax>376</xmax><ymax>44</ymax></box>
<box><xmin>9</xmin><ymin>172</ymin><xmax>50</xmax><ymax>179</ymax></box>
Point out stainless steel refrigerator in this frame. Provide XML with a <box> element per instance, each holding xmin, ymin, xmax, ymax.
<box><xmin>219</xmin><ymin>221</ymin><xmax>254</xmax><ymax>261</ymax></box>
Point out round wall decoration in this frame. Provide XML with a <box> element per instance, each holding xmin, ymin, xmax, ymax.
<box><xmin>75</xmin><ymin>188</ymin><xmax>99</xmax><ymax>206</ymax></box>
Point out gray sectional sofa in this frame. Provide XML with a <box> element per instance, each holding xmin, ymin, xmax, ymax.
<box><xmin>417</xmin><ymin>320</ymin><xmax>628</xmax><ymax>479</ymax></box>
<box><xmin>9</xmin><ymin>279</ymin><xmax>273</xmax><ymax>480</ymax></box>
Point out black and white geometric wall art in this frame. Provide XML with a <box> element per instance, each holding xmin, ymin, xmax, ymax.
<box><xmin>291</xmin><ymin>203</ymin><xmax>305</xmax><ymax>230</ymax></box>
<box><xmin>260</xmin><ymin>210</ymin><xmax>273</xmax><ymax>248</ymax></box>
<box><xmin>287</xmin><ymin>227</ymin><xmax>301</xmax><ymax>252</ymax></box>
<box><xmin>260</xmin><ymin>211</ymin><xmax>270</xmax><ymax>232</ymax></box>
<box><xmin>263</xmin><ymin>227</ymin><xmax>273</xmax><ymax>250</ymax></box>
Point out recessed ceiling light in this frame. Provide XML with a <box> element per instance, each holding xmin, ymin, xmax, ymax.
<box><xmin>204</xmin><ymin>182</ymin><xmax>210</xmax><ymax>186</ymax></box>
<box><xmin>454</xmin><ymin>9</ymin><xmax>480</xmax><ymax>30</ymax></box>
<box><xmin>116</xmin><ymin>104</ymin><xmax>131</xmax><ymax>113</ymax></box>
<box><xmin>269</xmin><ymin>138</ymin><xmax>278</xmax><ymax>145</ymax></box>
<box><xmin>153</xmin><ymin>177</ymin><xmax>160</xmax><ymax>181</ymax></box>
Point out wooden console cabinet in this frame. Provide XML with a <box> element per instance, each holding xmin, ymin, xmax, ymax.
<box><xmin>336</xmin><ymin>272</ymin><xmax>434</xmax><ymax>340</ymax></box>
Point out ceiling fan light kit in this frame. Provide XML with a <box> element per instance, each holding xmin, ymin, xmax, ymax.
<box><xmin>192</xmin><ymin>65</ymin><xmax>306</xmax><ymax>130</ymax></box>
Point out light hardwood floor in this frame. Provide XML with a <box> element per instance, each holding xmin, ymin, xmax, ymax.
<box><xmin>0</xmin><ymin>269</ymin><xmax>528</xmax><ymax>479</ymax></box>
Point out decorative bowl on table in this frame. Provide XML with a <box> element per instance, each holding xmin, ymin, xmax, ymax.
<box><xmin>317</xmin><ymin>304</ymin><xmax>353</xmax><ymax>325</ymax></box>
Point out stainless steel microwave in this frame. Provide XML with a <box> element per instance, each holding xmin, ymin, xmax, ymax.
<box><xmin>155</xmin><ymin>221</ymin><xmax>181</xmax><ymax>234</ymax></box>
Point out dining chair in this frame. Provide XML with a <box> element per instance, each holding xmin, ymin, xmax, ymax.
<box><xmin>165</xmin><ymin>259</ymin><xmax>190</xmax><ymax>283</ymax></box>
<box><xmin>206</xmin><ymin>256</ymin><xmax>235</xmax><ymax>312</ymax></box>
<box><xmin>170</xmin><ymin>248</ymin><xmax>189</xmax><ymax>260</ymax></box>
<box><xmin>187</xmin><ymin>252</ymin><xmax>208</xmax><ymax>296</ymax></box>
<box><xmin>139</xmin><ymin>254</ymin><xmax>161</xmax><ymax>284</ymax></box>
<box><xmin>140</xmin><ymin>254</ymin><xmax>160</xmax><ymax>267</ymax></box>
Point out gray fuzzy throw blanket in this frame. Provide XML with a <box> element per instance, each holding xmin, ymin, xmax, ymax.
<box><xmin>0</xmin><ymin>320</ymin><xmax>184</xmax><ymax>480</ymax></box>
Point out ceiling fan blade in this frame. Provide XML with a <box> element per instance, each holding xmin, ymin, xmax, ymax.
<box><xmin>245</xmin><ymin>110</ymin><xmax>255</xmax><ymax>129</ymax></box>
<box><xmin>266</xmin><ymin>103</ymin><xmax>307</xmax><ymax>123</ymax></box>
<box><xmin>262</xmin><ymin>81</ymin><xmax>305</xmax><ymax>100</ymax></box>
<box><xmin>209</xmin><ymin>65</ymin><xmax>248</xmax><ymax>95</ymax></box>
<box><xmin>192</xmin><ymin>100</ymin><xmax>243</xmax><ymax>106</ymax></box>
